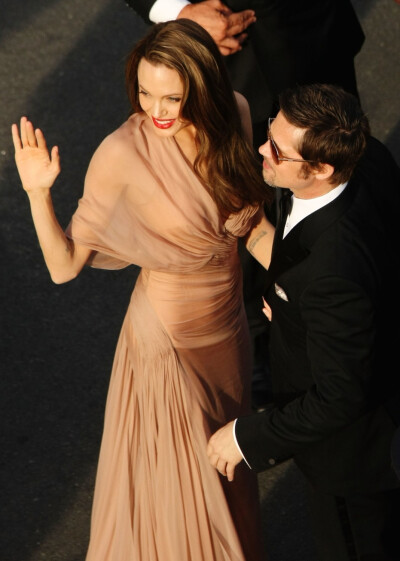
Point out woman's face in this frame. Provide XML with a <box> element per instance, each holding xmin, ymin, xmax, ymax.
<box><xmin>137</xmin><ymin>58</ymin><xmax>191</xmax><ymax>138</ymax></box>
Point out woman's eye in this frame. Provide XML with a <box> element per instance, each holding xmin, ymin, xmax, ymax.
<box><xmin>169</xmin><ymin>97</ymin><xmax>181</xmax><ymax>103</ymax></box>
<box><xmin>138</xmin><ymin>90</ymin><xmax>148</xmax><ymax>96</ymax></box>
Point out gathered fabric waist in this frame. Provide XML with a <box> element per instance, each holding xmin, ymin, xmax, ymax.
<box><xmin>128</xmin><ymin>263</ymin><xmax>246</xmax><ymax>349</ymax></box>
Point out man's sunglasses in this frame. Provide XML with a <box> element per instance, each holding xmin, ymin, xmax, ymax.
<box><xmin>267</xmin><ymin>118</ymin><xmax>317</xmax><ymax>164</ymax></box>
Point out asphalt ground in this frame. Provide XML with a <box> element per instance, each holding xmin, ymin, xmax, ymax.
<box><xmin>0</xmin><ymin>1</ymin><xmax>399</xmax><ymax>560</ymax></box>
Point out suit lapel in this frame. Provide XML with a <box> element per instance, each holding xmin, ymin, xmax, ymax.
<box><xmin>265</xmin><ymin>179</ymin><xmax>359</xmax><ymax>293</ymax></box>
<box><xmin>271</xmin><ymin>188</ymin><xmax>292</xmax><ymax>258</ymax></box>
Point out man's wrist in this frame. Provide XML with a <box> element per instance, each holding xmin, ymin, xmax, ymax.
<box><xmin>233</xmin><ymin>418</ymin><xmax>252</xmax><ymax>469</ymax></box>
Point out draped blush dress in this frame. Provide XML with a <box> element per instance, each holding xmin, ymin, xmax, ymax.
<box><xmin>66</xmin><ymin>112</ymin><xmax>265</xmax><ymax>561</ymax></box>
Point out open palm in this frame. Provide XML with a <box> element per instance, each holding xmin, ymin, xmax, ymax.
<box><xmin>12</xmin><ymin>116</ymin><xmax>60</xmax><ymax>192</ymax></box>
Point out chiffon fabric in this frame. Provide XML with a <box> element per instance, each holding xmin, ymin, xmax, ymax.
<box><xmin>66</xmin><ymin>113</ymin><xmax>265</xmax><ymax>561</ymax></box>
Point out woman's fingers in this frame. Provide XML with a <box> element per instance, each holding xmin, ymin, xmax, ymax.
<box><xmin>36</xmin><ymin>127</ymin><xmax>49</xmax><ymax>150</ymax></box>
<box><xmin>12</xmin><ymin>117</ymin><xmax>53</xmax><ymax>160</ymax></box>
<box><xmin>50</xmin><ymin>146</ymin><xmax>60</xmax><ymax>173</ymax></box>
<box><xmin>11</xmin><ymin>123</ymin><xmax>22</xmax><ymax>151</ymax></box>
<box><xmin>19</xmin><ymin>116</ymin><xmax>29</xmax><ymax>146</ymax></box>
<box><xmin>16</xmin><ymin>116</ymin><xmax>42</xmax><ymax>149</ymax></box>
<box><xmin>25</xmin><ymin>119</ymin><xmax>39</xmax><ymax>147</ymax></box>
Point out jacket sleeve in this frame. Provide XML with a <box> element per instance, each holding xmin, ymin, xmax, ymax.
<box><xmin>123</xmin><ymin>0</ymin><xmax>154</xmax><ymax>24</ymax></box>
<box><xmin>236</xmin><ymin>275</ymin><xmax>377</xmax><ymax>472</ymax></box>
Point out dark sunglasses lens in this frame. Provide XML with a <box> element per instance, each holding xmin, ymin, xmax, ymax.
<box><xmin>269</xmin><ymin>134</ymin><xmax>279</xmax><ymax>164</ymax></box>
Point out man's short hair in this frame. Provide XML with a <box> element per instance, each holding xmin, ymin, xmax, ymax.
<box><xmin>279</xmin><ymin>83</ymin><xmax>370</xmax><ymax>184</ymax></box>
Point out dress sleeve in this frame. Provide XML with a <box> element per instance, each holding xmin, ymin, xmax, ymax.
<box><xmin>65</xmin><ymin>115</ymin><xmax>227</xmax><ymax>272</ymax></box>
<box><xmin>65</xmin><ymin>131</ymin><xmax>135</xmax><ymax>270</ymax></box>
<box><xmin>224</xmin><ymin>204</ymin><xmax>260</xmax><ymax>238</ymax></box>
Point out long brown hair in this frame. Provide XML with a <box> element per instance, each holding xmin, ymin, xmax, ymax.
<box><xmin>125</xmin><ymin>19</ymin><xmax>271</xmax><ymax>215</ymax></box>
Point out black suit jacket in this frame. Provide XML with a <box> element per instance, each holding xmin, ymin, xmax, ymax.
<box><xmin>124</xmin><ymin>0</ymin><xmax>364</xmax><ymax>124</ymax></box>
<box><xmin>236</xmin><ymin>137</ymin><xmax>400</xmax><ymax>495</ymax></box>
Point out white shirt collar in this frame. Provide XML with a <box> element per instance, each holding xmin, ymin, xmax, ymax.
<box><xmin>283</xmin><ymin>182</ymin><xmax>347</xmax><ymax>238</ymax></box>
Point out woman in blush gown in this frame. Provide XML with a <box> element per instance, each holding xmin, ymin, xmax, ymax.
<box><xmin>12</xmin><ymin>20</ymin><xmax>274</xmax><ymax>561</ymax></box>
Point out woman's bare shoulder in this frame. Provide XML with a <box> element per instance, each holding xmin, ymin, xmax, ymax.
<box><xmin>91</xmin><ymin>115</ymin><xmax>140</xmax><ymax>163</ymax></box>
<box><xmin>234</xmin><ymin>91</ymin><xmax>250</xmax><ymax>112</ymax></box>
<box><xmin>233</xmin><ymin>91</ymin><xmax>252</xmax><ymax>144</ymax></box>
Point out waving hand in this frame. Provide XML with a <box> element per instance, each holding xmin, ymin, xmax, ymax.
<box><xmin>12</xmin><ymin>116</ymin><xmax>60</xmax><ymax>192</ymax></box>
<box><xmin>10</xmin><ymin>116</ymin><xmax>91</xmax><ymax>284</ymax></box>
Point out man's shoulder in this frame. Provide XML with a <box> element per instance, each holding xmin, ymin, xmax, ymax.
<box><xmin>347</xmin><ymin>136</ymin><xmax>400</xmax><ymax>225</ymax></box>
<box><xmin>355</xmin><ymin>136</ymin><xmax>400</xmax><ymax>180</ymax></box>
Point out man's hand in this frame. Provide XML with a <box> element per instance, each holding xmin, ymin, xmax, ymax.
<box><xmin>177</xmin><ymin>0</ymin><xmax>256</xmax><ymax>56</ymax></box>
<box><xmin>207</xmin><ymin>420</ymin><xmax>243</xmax><ymax>481</ymax></box>
<box><xmin>262</xmin><ymin>297</ymin><xmax>272</xmax><ymax>321</ymax></box>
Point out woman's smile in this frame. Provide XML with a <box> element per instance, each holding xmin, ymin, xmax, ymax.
<box><xmin>151</xmin><ymin>116</ymin><xmax>176</xmax><ymax>129</ymax></box>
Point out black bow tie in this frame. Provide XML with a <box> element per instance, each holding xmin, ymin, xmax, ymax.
<box><xmin>278</xmin><ymin>189</ymin><xmax>293</xmax><ymax>222</ymax></box>
<box><xmin>271</xmin><ymin>188</ymin><xmax>292</xmax><ymax>243</ymax></box>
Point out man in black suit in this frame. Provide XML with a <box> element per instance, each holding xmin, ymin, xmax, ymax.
<box><xmin>207</xmin><ymin>84</ymin><xmax>400</xmax><ymax>561</ymax></box>
<box><xmin>124</xmin><ymin>0</ymin><xmax>365</xmax><ymax>410</ymax></box>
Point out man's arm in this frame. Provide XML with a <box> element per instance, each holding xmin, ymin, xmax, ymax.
<box><xmin>237</xmin><ymin>276</ymin><xmax>376</xmax><ymax>471</ymax></box>
<box><xmin>208</xmin><ymin>276</ymin><xmax>377</xmax><ymax>474</ymax></box>
<box><xmin>124</xmin><ymin>0</ymin><xmax>256</xmax><ymax>55</ymax></box>
<box><xmin>177</xmin><ymin>0</ymin><xmax>255</xmax><ymax>55</ymax></box>
<box><xmin>123</xmin><ymin>0</ymin><xmax>156</xmax><ymax>24</ymax></box>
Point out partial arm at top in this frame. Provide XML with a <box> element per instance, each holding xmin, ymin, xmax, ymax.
<box><xmin>124</xmin><ymin>0</ymin><xmax>255</xmax><ymax>56</ymax></box>
<box><xmin>178</xmin><ymin>0</ymin><xmax>256</xmax><ymax>55</ymax></box>
<box><xmin>234</xmin><ymin>90</ymin><xmax>253</xmax><ymax>145</ymax></box>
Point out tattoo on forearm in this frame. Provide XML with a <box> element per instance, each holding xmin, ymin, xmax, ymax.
<box><xmin>248</xmin><ymin>230</ymin><xmax>267</xmax><ymax>255</ymax></box>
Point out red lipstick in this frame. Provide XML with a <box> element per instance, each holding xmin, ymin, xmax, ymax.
<box><xmin>152</xmin><ymin>116</ymin><xmax>175</xmax><ymax>129</ymax></box>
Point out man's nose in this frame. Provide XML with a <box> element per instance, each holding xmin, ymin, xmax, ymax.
<box><xmin>258</xmin><ymin>139</ymin><xmax>269</xmax><ymax>157</ymax></box>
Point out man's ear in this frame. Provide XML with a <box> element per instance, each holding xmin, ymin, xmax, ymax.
<box><xmin>314</xmin><ymin>163</ymin><xmax>335</xmax><ymax>181</ymax></box>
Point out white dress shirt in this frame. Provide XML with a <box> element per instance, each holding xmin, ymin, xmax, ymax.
<box><xmin>149</xmin><ymin>0</ymin><xmax>189</xmax><ymax>22</ymax></box>
<box><xmin>283</xmin><ymin>183</ymin><xmax>347</xmax><ymax>238</ymax></box>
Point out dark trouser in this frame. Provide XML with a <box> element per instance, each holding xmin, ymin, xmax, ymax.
<box><xmin>307</xmin><ymin>484</ymin><xmax>400</xmax><ymax>561</ymax></box>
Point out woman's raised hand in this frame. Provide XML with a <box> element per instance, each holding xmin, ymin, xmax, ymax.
<box><xmin>11</xmin><ymin>116</ymin><xmax>60</xmax><ymax>193</ymax></box>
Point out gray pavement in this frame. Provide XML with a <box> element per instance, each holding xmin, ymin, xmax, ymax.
<box><xmin>0</xmin><ymin>1</ymin><xmax>399</xmax><ymax>560</ymax></box>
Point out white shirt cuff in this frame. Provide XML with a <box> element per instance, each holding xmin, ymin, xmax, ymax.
<box><xmin>233</xmin><ymin>418</ymin><xmax>252</xmax><ymax>469</ymax></box>
<box><xmin>149</xmin><ymin>0</ymin><xmax>190</xmax><ymax>22</ymax></box>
